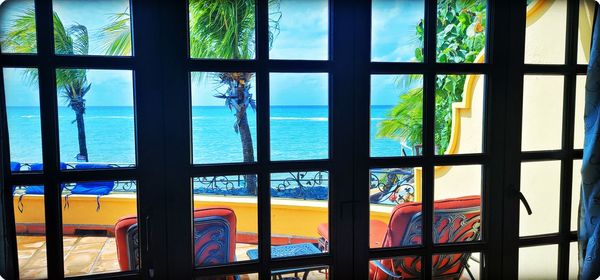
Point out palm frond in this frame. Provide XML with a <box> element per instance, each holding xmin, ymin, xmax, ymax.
<box><xmin>98</xmin><ymin>10</ymin><xmax>132</xmax><ymax>56</ymax></box>
<box><xmin>1</xmin><ymin>8</ymin><xmax>37</xmax><ymax>53</ymax></box>
<box><xmin>189</xmin><ymin>0</ymin><xmax>280</xmax><ymax>59</ymax></box>
<box><xmin>68</xmin><ymin>24</ymin><xmax>89</xmax><ymax>55</ymax></box>
<box><xmin>53</xmin><ymin>12</ymin><xmax>74</xmax><ymax>55</ymax></box>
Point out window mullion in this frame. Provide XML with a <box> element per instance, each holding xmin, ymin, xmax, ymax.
<box><xmin>32</xmin><ymin>0</ymin><xmax>65</xmax><ymax>278</ymax></box>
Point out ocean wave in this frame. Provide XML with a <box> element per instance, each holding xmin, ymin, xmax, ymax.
<box><xmin>270</xmin><ymin>117</ymin><xmax>328</xmax><ymax>121</ymax></box>
<box><xmin>20</xmin><ymin>115</ymin><xmax>39</xmax><ymax>119</ymax></box>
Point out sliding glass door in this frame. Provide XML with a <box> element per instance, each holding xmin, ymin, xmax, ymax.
<box><xmin>0</xmin><ymin>0</ymin><xmax>593</xmax><ymax>279</ymax></box>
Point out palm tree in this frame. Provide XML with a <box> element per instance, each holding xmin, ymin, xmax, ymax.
<box><xmin>100</xmin><ymin>0</ymin><xmax>280</xmax><ymax>194</ymax></box>
<box><xmin>187</xmin><ymin>0</ymin><xmax>280</xmax><ymax>195</ymax></box>
<box><xmin>2</xmin><ymin>10</ymin><xmax>92</xmax><ymax>161</ymax></box>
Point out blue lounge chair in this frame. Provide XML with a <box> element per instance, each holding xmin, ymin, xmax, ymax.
<box><xmin>64</xmin><ymin>163</ymin><xmax>116</xmax><ymax>211</ymax></box>
<box><xmin>10</xmin><ymin>162</ymin><xmax>21</xmax><ymax>172</ymax></box>
<box><xmin>16</xmin><ymin>163</ymin><xmax>67</xmax><ymax>213</ymax></box>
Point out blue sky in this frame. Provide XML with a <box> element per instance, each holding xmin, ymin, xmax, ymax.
<box><xmin>2</xmin><ymin>0</ymin><xmax>423</xmax><ymax>107</ymax></box>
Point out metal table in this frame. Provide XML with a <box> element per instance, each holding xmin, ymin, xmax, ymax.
<box><xmin>246</xmin><ymin>243</ymin><xmax>327</xmax><ymax>280</ymax></box>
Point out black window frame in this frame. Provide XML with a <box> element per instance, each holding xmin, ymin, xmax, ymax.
<box><xmin>504</xmin><ymin>0</ymin><xmax>591</xmax><ymax>279</ymax></box>
<box><xmin>0</xmin><ymin>0</ymin><xmax>594</xmax><ymax>279</ymax></box>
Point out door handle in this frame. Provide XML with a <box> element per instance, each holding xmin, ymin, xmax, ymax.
<box><xmin>517</xmin><ymin>191</ymin><xmax>533</xmax><ymax>215</ymax></box>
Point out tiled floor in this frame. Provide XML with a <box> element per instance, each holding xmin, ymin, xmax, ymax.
<box><xmin>16</xmin><ymin>235</ymin><xmax>327</xmax><ymax>280</ymax></box>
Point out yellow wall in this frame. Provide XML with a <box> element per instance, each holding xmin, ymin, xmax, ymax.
<box><xmin>16</xmin><ymin>194</ymin><xmax>383</xmax><ymax>239</ymax></box>
<box><xmin>14</xmin><ymin>194</ymin><xmax>137</xmax><ymax>228</ymax></box>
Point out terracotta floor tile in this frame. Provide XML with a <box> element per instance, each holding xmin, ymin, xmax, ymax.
<box><xmin>92</xmin><ymin>259</ymin><xmax>121</xmax><ymax>274</ymax></box>
<box><xmin>26</xmin><ymin>250</ymin><xmax>47</xmax><ymax>269</ymax></box>
<box><xmin>18</xmin><ymin>248</ymin><xmax>37</xmax><ymax>259</ymax></box>
<box><xmin>19</xmin><ymin>267</ymin><xmax>47</xmax><ymax>280</ymax></box>
<box><xmin>63</xmin><ymin>236</ymin><xmax>79</xmax><ymax>246</ymax></box>
<box><xmin>17</xmin><ymin>236</ymin><xmax>46</xmax><ymax>250</ymax></box>
<box><xmin>70</xmin><ymin>242</ymin><xmax>106</xmax><ymax>254</ymax></box>
<box><xmin>78</xmin><ymin>236</ymin><xmax>108</xmax><ymax>244</ymax></box>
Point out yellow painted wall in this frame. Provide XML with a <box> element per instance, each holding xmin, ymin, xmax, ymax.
<box><xmin>14</xmin><ymin>194</ymin><xmax>137</xmax><ymax>228</ymax></box>
<box><xmin>16</xmin><ymin>194</ymin><xmax>388</xmax><ymax>239</ymax></box>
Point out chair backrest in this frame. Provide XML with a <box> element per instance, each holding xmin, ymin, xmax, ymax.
<box><xmin>373</xmin><ymin>196</ymin><xmax>481</xmax><ymax>280</ymax></box>
<box><xmin>114</xmin><ymin>208</ymin><xmax>237</xmax><ymax>272</ymax></box>
<box><xmin>70</xmin><ymin>164</ymin><xmax>115</xmax><ymax>195</ymax></box>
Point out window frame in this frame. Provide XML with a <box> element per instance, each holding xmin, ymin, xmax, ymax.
<box><xmin>504</xmin><ymin>0</ymin><xmax>589</xmax><ymax>279</ymax></box>
<box><xmin>0</xmin><ymin>0</ymin><xmax>592</xmax><ymax>279</ymax></box>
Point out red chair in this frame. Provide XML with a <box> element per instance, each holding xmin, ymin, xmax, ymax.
<box><xmin>115</xmin><ymin>207</ymin><xmax>237</xmax><ymax>271</ymax></box>
<box><xmin>317</xmin><ymin>196</ymin><xmax>481</xmax><ymax>280</ymax></box>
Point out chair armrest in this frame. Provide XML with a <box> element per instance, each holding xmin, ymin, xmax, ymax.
<box><xmin>371</xmin><ymin>260</ymin><xmax>404</xmax><ymax>279</ymax></box>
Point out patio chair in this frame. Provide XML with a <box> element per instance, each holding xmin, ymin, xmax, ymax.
<box><xmin>63</xmin><ymin>164</ymin><xmax>116</xmax><ymax>211</ymax></box>
<box><xmin>114</xmin><ymin>207</ymin><xmax>237</xmax><ymax>276</ymax></box>
<box><xmin>317</xmin><ymin>196</ymin><xmax>481</xmax><ymax>280</ymax></box>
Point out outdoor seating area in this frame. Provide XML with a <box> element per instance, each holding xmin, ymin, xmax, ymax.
<box><xmin>15</xmin><ymin>189</ymin><xmax>481</xmax><ymax>279</ymax></box>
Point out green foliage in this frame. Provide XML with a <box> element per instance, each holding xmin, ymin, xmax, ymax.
<box><xmin>376</xmin><ymin>75</ymin><xmax>423</xmax><ymax>147</ymax></box>
<box><xmin>98</xmin><ymin>9</ymin><xmax>131</xmax><ymax>56</ymax></box>
<box><xmin>378</xmin><ymin>0</ymin><xmax>486</xmax><ymax>155</ymax></box>
<box><xmin>1</xmin><ymin>8</ymin><xmax>37</xmax><ymax>53</ymax></box>
<box><xmin>2</xmin><ymin>9</ymin><xmax>91</xmax><ymax>103</ymax></box>
<box><xmin>188</xmin><ymin>0</ymin><xmax>280</xmax><ymax>60</ymax></box>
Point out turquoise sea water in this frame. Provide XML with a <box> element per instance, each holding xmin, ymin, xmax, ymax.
<box><xmin>6</xmin><ymin>105</ymin><xmax>406</xmax><ymax>165</ymax></box>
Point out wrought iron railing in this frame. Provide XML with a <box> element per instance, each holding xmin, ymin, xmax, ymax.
<box><xmin>12</xmin><ymin>163</ymin><xmax>415</xmax><ymax>204</ymax></box>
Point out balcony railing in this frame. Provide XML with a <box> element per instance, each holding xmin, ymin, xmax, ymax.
<box><xmin>12</xmin><ymin>163</ymin><xmax>415</xmax><ymax>204</ymax></box>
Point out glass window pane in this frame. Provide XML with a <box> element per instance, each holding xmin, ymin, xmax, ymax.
<box><xmin>522</xmin><ymin>75</ymin><xmax>564</xmax><ymax>151</ymax></box>
<box><xmin>577</xmin><ymin>0</ymin><xmax>595</xmax><ymax>64</ymax></box>
<box><xmin>525</xmin><ymin>0</ymin><xmax>566</xmax><ymax>64</ymax></box>
<box><xmin>519</xmin><ymin>245</ymin><xmax>558</xmax><ymax>279</ymax></box>
<box><xmin>189</xmin><ymin>0</ymin><xmax>255</xmax><ymax>60</ymax></box>
<box><xmin>572</xmin><ymin>160</ymin><xmax>582</xmax><ymax>231</ymax></box>
<box><xmin>575</xmin><ymin>75</ymin><xmax>585</xmax><ymax>150</ymax></box>
<box><xmin>371</xmin><ymin>256</ymin><xmax>421</xmax><ymax>279</ymax></box>
<box><xmin>191</xmin><ymin>72</ymin><xmax>257</xmax><ymax>164</ymax></box>
<box><xmin>3</xmin><ymin>68</ymin><xmax>43</xmax><ymax>170</ymax></box>
<box><xmin>52</xmin><ymin>0</ymin><xmax>132</xmax><ymax>56</ymax></box>
<box><xmin>434</xmin><ymin>165</ymin><xmax>482</xmax><ymax>243</ymax></box>
<box><xmin>14</xmin><ymin>186</ymin><xmax>47</xmax><ymax>279</ymax></box>
<box><xmin>371</xmin><ymin>0</ymin><xmax>424</xmax><ymax>62</ymax></box>
<box><xmin>435</xmin><ymin>74</ymin><xmax>484</xmax><ymax>155</ymax></box>
<box><xmin>569</xmin><ymin>242</ymin><xmax>579</xmax><ymax>279</ymax></box>
<box><xmin>193</xmin><ymin>175</ymin><xmax>258</xmax><ymax>266</ymax></box>
<box><xmin>370</xmin><ymin>167</ymin><xmax>420</xmax><ymax>249</ymax></box>
<box><xmin>432</xmin><ymin>252</ymin><xmax>481</xmax><ymax>279</ymax></box>
<box><xmin>62</xmin><ymin>180</ymin><xmax>138</xmax><ymax>276</ymax></box>
<box><xmin>0</xmin><ymin>0</ymin><xmax>37</xmax><ymax>54</ymax></box>
<box><xmin>56</xmin><ymin>69</ymin><xmax>135</xmax><ymax>168</ymax></box>
<box><xmin>271</xmin><ymin>171</ymin><xmax>328</xmax><ymax>258</ymax></box>
<box><xmin>269</xmin><ymin>0</ymin><xmax>328</xmax><ymax>60</ymax></box>
<box><xmin>436</xmin><ymin>0</ymin><xmax>487</xmax><ymax>64</ymax></box>
<box><xmin>270</xmin><ymin>73</ymin><xmax>328</xmax><ymax>161</ymax></box>
<box><xmin>271</xmin><ymin>265</ymin><xmax>328</xmax><ymax>279</ymax></box>
<box><xmin>520</xmin><ymin>161</ymin><xmax>561</xmax><ymax>236</ymax></box>
<box><xmin>371</xmin><ymin>75</ymin><xmax>423</xmax><ymax>157</ymax></box>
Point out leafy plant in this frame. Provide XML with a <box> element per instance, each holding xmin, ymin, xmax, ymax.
<box><xmin>377</xmin><ymin>0</ymin><xmax>486</xmax><ymax>155</ymax></box>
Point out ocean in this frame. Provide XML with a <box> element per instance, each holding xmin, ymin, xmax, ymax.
<box><xmin>6</xmin><ymin>105</ymin><xmax>407</xmax><ymax>165</ymax></box>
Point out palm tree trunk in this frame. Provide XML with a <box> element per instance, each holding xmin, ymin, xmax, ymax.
<box><xmin>75</xmin><ymin>109</ymin><xmax>88</xmax><ymax>162</ymax></box>
<box><xmin>238</xmin><ymin>114</ymin><xmax>257</xmax><ymax>194</ymax></box>
<box><xmin>234</xmin><ymin>75</ymin><xmax>257</xmax><ymax>195</ymax></box>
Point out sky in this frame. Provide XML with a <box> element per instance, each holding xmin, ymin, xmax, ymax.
<box><xmin>1</xmin><ymin>0</ymin><xmax>424</xmax><ymax>107</ymax></box>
